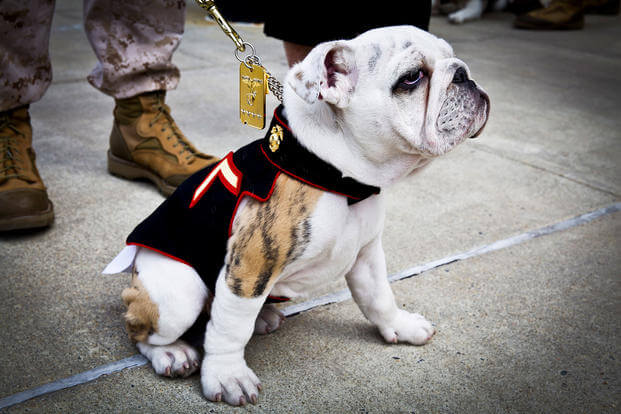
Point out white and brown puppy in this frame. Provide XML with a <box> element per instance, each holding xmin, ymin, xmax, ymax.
<box><xmin>104</xmin><ymin>25</ymin><xmax>489</xmax><ymax>406</ymax></box>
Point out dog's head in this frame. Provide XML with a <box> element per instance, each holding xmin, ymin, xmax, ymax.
<box><xmin>284</xmin><ymin>25</ymin><xmax>489</xmax><ymax>185</ymax></box>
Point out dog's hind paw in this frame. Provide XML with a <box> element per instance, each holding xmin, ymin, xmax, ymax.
<box><xmin>137</xmin><ymin>340</ymin><xmax>201</xmax><ymax>378</ymax></box>
<box><xmin>379</xmin><ymin>310</ymin><xmax>436</xmax><ymax>345</ymax></box>
<box><xmin>254</xmin><ymin>303</ymin><xmax>285</xmax><ymax>334</ymax></box>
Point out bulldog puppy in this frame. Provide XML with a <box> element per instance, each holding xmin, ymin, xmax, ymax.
<box><xmin>104</xmin><ymin>25</ymin><xmax>489</xmax><ymax>406</ymax></box>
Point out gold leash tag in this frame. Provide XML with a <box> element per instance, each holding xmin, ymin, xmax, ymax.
<box><xmin>239</xmin><ymin>62</ymin><xmax>267</xmax><ymax>129</ymax></box>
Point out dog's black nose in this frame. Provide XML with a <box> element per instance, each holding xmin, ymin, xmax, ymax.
<box><xmin>452</xmin><ymin>67</ymin><xmax>468</xmax><ymax>84</ymax></box>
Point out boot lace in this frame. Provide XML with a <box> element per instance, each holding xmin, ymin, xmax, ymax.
<box><xmin>148</xmin><ymin>95</ymin><xmax>198</xmax><ymax>162</ymax></box>
<box><xmin>0</xmin><ymin>114</ymin><xmax>29</xmax><ymax>181</ymax></box>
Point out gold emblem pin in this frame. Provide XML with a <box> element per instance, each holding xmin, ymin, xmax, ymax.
<box><xmin>269</xmin><ymin>125</ymin><xmax>284</xmax><ymax>152</ymax></box>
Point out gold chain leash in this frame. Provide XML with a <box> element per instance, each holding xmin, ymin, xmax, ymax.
<box><xmin>195</xmin><ymin>0</ymin><xmax>283</xmax><ymax>129</ymax></box>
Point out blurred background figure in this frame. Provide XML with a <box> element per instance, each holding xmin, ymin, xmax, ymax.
<box><xmin>513</xmin><ymin>0</ymin><xmax>619</xmax><ymax>29</ymax></box>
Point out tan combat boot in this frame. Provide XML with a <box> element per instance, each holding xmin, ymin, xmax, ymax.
<box><xmin>0</xmin><ymin>106</ymin><xmax>54</xmax><ymax>231</ymax></box>
<box><xmin>107</xmin><ymin>91</ymin><xmax>219</xmax><ymax>197</ymax></box>
<box><xmin>514</xmin><ymin>0</ymin><xmax>586</xmax><ymax>29</ymax></box>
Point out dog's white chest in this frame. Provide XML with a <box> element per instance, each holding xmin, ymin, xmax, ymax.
<box><xmin>269</xmin><ymin>192</ymin><xmax>385</xmax><ymax>299</ymax></box>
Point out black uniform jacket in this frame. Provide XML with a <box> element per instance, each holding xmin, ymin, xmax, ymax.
<box><xmin>126</xmin><ymin>105</ymin><xmax>380</xmax><ymax>298</ymax></box>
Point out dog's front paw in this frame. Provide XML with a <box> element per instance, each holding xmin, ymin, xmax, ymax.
<box><xmin>254</xmin><ymin>303</ymin><xmax>285</xmax><ymax>334</ymax></box>
<box><xmin>137</xmin><ymin>340</ymin><xmax>200</xmax><ymax>378</ymax></box>
<box><xmin>201</xmin><ymin>353</ymin><xmax>261</xmax><ymax>406</ymax></box>
<box><xmin>379</xmin><ymin>309</ymin><xmax>435</xmax><ymax>345</ymax></box>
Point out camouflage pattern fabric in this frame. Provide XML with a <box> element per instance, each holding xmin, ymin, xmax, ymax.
<box><xmin>0</xmin><ymin>0</ymin><xmax>186</xmax><ymax>111</ymax></box>
<box><xmin>83</xmin><ymin>0</ymin><xmax>186</xmax><ymax>99</ymax></box>
<box><xmin>0</xmin><ymin>1</ymin><xmax>55</xmax><ymax>112</ymax></box>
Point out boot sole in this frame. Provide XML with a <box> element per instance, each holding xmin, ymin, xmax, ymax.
<box><xmin>0</xmin><ymin>201</ymin><xmax>54</xmax><ymax>232</ymax></box>
<box><xmin>107</xmin><ymin>150</ymin><xmax>176</xmax><ymax>197</ymax></box>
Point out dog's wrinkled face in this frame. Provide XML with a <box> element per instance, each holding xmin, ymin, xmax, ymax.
<box><xmin>286</xmin><ymin>25</ymin><xmax>489</xmax><ymax>160</ymax></box>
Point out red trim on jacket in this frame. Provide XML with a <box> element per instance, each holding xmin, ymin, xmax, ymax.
<box><xmin>190</xmin><ymin>152</ymin><xmax>242</xmax><ymax>208</ymax></box>
<box><xmin>126</xmin><ymin>242</ymin><xmax>192</xmax><ymax>267</ymax></box>
<box><xmin>260</xmin><ymin>145</ymin><xmax>363</xmax><ymax>201</ymax></box>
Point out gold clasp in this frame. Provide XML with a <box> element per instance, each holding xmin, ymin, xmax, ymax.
<box><xmin>196</xmin><ymin>0</ymin><xmax>246</xmax><ymax>52</ymax></box>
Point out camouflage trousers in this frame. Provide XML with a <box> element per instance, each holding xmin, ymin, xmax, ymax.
<box><xmin>0</xmin><ymin>0</ymin><xmax>185</xmax><ymax>112</ymax></box>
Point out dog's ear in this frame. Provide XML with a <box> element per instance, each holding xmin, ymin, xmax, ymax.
<box><xmin>288</xmin><ymin>41</ymin><xmax>358</xmax><ymax>108</ymax></box>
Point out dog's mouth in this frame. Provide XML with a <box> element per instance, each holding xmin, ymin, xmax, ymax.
<box><xmin>468</xmin><ymin>89</ymin><xmax>490</xmax><ymax>139</ymax></box>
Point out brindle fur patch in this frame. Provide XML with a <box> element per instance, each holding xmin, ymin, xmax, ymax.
<box><xmin>226</xmin><ymin>174</ymin><xmax>321</xmax><ymax>297</ymax></box>
<box><xmin>121</xmin><ymin>270</ymin><xmax>159</xmax><ymax>343</ymax></box>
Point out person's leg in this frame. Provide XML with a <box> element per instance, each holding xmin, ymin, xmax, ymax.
<box><xmin>283</xmin><ymin>42</ymin><xmax>313</xmax><ymax>67</ymax></box>
<box><xmin>83</xmin><ymin>0</ymin><xmax>218</xmax><ymax>197</ymax></box>
<box><xmin>0</xmin><ymin>1</ymin><xmax>55</xmax><ymax>231</ymax></box>
<box><xmin>83</xmin><ymin>0</ymin><xmax>184</xmax><ymax>98</ymax></box>
<box><xmin>0</xmin><ymin>1</ymin><xmax>54</xmax><ymax>112</ymax></box>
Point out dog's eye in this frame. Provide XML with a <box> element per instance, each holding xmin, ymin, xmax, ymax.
<box><xmin>394</xmin><ymin>70</ymin><xmax>425</xmax><ymax>92</ymax></box>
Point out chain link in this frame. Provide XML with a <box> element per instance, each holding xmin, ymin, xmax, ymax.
<box><xmin>266</xmin><ymin>72</ymin><xmax>283</xmax><ymax>103</ymax></box>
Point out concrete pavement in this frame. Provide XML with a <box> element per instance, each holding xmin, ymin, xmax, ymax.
<box><xmin>0</xmin><ymin>1</ymin><xmax>619</xmax><ymax>412</ymax></box>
